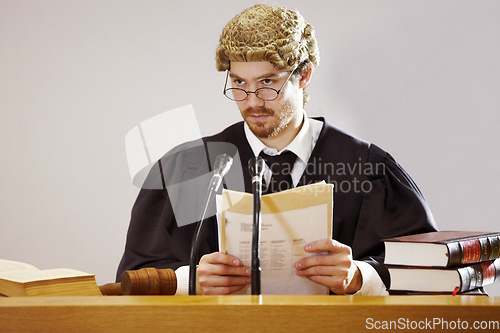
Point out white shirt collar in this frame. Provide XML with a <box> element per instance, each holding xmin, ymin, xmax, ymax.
<box><xmin>243</xmin><ymin>114</ymin><xmax>323</xmax><ymax>187</ymax></box>
<box><xmin>243</xmin><ymin>114</ymin><xmax>314</xmax><ymax>164</ymax></box>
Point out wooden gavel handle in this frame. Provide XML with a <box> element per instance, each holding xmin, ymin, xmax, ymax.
<box><xmin>99</xmin><ymin>282</ymin><xmax>123</xmax><ymax>295</ymax></box>
<box><xmin>99</xmin><ymin>268</ymin><xmax>177</xmax><ymax>295</ymax></box>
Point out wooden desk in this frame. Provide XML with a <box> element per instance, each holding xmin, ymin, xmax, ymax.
<box><xmin>1</xmin><ymin>295</ymin><xmax>499</xmax><ymax>332</ymax></box>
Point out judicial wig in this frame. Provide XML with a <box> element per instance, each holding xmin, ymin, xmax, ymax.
<box><xmin>215</xmin><ymin>4</ymin><xmax>319</xmax><ymax>72</ymax></box>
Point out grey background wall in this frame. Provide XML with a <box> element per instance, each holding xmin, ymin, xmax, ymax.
<box><xmin>1</xmin><ymin>0</ymin><xmax>499</xmax><ymax>295</ymax></box>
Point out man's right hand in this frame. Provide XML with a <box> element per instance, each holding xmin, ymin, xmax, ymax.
<box><xmin>197</xmin><ymin>252</ymin><xmax>251</xmax><ymax>295</ymax></box>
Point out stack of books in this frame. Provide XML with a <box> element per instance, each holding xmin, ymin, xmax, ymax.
<box><xmin>383</xmin><ymin>231</ymin><xmax>500</xmax><ymax>295</ymax></box>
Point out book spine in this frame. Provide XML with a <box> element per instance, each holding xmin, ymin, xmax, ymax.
<box><xmin>488</xmin><ymin>236</ymin><xmax>500</xmax><ymax>261</ymax></box>
<box><xmin>447</xmin><ymin>242</ymin><xmax>463</xmax><ymax>266</ymax></box>
<box><xmin>457</xmin><ymin>260</ymin><xmax>499</xmax><ymax>293</ymax></box>
<box><xmin>495</xmin><ymin>259</ymin><xmax>500</xmax><ymax>283</ymax></box>
<box><xmin>458</xmin><ymin>265</ymin><xmax>472</xmax><ymax>292</ymax></box>
<box><xmin>460</xmin><ymin>238</ymin><xmax>482</xmax><ymax>264</ymax></box>
<box><xmin>481</xmin><ymin>261</ymin><xmax>496</xmax><ymax>285</ymax></box>
<box><xmin>448</xmin><ymin>236</ymin><xmax>499</xmax><ymax>266</ymax></box>
<box><xmin>479</xmin><ymin>237</ymin><xmax>492</xmax><ymax>262</ymax></box>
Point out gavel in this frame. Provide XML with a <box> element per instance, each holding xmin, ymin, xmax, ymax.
<box><xmin>99</xmin><ymin>268</ymin><xmax>177</xmax><ymax>296</ymax></box>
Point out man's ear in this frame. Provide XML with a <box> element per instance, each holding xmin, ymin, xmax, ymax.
<box><xmin>299</xmin><ymin>63</ymin><xmax>313</xmax><ymax>89</ymax></box>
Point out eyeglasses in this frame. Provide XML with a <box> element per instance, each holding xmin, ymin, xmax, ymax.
<box><xmin>223</xmin><ymin>69</ymin><xmax>296</xmax><ymax>101</ymax></box>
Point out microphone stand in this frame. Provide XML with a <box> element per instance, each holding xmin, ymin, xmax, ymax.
<box><xmin>248</xmin><ymin>156</ymin><xmax>265</xmax><ymax>295</ymax></box>
<box><xmin>188</xmin><ymin>186</ymin><xmax>215</xmax><ymax>295</ymax></box>
<box><xmin>188</xmin><ymin>154</ymin><xmax>233</xmax><ymax>295</ymax></box>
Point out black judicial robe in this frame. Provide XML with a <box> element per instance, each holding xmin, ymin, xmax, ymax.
<box><xmin>116</xmin><ymin>118</ymin><xmax>437</xmax><ymax>287</ymax></box>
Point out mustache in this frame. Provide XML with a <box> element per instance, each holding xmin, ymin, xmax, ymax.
<box><xmin>242</xmin><ymin>107</ymin><xmax>274</xmax><ymax>116</ymax></box>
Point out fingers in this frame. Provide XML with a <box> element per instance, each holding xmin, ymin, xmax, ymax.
<box><xmin>201</xmin><ymin>285</ymin><xmax>248</xmax><ymax>295</ymax></box>
<box><xmin>294</xmin><ymin>240</ymin><xmax>362</xmax><ymax>294</ymax></box>
<box><xmin>295</xmin><ymin>252</ymin><xmax>352</xmax><ymax>271</ymax></box>
<box><xmin>198</xmin><ymin>275</ymin><xmax>251</xmax><ymax>295</ymax></box>
<box><xmin>200</xmin><ymin>252</ymin><xmax>243</xmax><ymax>266</ymax></box>
<box><xmin>295</xmin><ymin>260</ymin><xmax>359</xmax><ymax>294</ymax></box>
<box><xmin>199</xmin><ymin>252</ymin><xmax>250</xmax><ymax>276</ymax></box>
<box><xmin>199</xmin><ymin>261</ymin><xmax>250</xmax><ymax>278</ymax></box>
<box><xmin>197</xmin><ymin>252</ymin><xmax>251</xmax><ymax>295</ymax></box>
<box><xmin>303</xmin><ymin>239</ymin><xmax>350</xmax><ymax>254</ymax></box>
<box><xmin>295</xmin><ymin>239</ymin><xmax>352</xmax><ymax>271</ymax></box>
<box><xmin>295</xmin><ymin>256</ymin><xmax>351</xmax><ymax>279</ymax></box>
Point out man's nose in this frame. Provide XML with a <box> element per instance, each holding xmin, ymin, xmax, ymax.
<box><xmin>246</xmin><ymin>91</ymin><xmax>265</xmax><ymax>107</ymax></box>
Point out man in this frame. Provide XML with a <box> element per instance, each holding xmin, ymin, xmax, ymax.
<box><xmin>116</xmin><ymin>4</ymin><xmax>437</xmax><ymax>295</ymax></box>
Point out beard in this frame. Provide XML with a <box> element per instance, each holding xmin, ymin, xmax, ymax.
<box><xmin>241</xmin><ymin>103</ymin><xmax>295</xmax><ymax>139</ymax></box>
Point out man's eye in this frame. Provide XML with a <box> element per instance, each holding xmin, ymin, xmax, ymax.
<box><xmin>233</xmin><ymin>79</ymin><xmax>245</xmax><ymax>85</ymax></box>
<box><xmin>261</xmin><ymin>79</ymin><xmax>273</xmax><ymax>85</ymax></box>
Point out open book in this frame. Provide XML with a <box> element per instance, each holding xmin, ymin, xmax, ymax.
<box><xmin>0</xmin><ymin>259</ymin><xmax>102</xmax><ymax>296</ymax></box>
<box><xmin>220</xmin><ymin>182</ymin><xmax>333</xmax><ymax>295</ymax></box>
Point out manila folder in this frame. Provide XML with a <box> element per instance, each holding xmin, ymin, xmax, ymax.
<box><xmin>220</xmin><ymin>182</ymin><xmax>333</xmax><ymax>295</ymax></box>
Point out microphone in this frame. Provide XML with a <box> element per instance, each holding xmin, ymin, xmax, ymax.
<box><xmin>248</xmin><ymin>156</ymin><xmax>265</xmax><ymax>295</ymax></box>
<box><xmin>208</xmin><ymin>153</ymin><xmax>233</xmax><ymax>192</ymax></box>
<box><xmin>188</xmin><ymin>153</ymin><xmax>233</xmax><ymax>295</ymax></box>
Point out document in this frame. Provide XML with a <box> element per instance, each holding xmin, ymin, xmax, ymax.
<box><xmin>220</xmin><ymin>182</ymin><xmax>333</xmax><ymax>295</ymax></box>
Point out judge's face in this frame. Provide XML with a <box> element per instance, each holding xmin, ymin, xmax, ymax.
<box><xmin>228</xmin><ymin>61</ymin><xmax>304</xmax><ymax>140</ymax></box>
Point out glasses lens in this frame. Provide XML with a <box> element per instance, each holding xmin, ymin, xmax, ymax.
<box><xmin>256</xmin><ymin>88</ymin><xmax>278</xmax><ymax>101</ymax></box>
<box><xmin>224</xmin><ymin>89</ymin><xmax>247</xmax><ymax>101</ymax></box>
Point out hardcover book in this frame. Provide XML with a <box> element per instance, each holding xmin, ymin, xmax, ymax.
<box><xmin>388</xmin><ymin>260</ymin><xmax>500</xmax><ymax>293</ymax></box>
<box><xmin>384</xmin><ymin>231</ymin><xmax>500</xmax><ymax>267</ymax></box>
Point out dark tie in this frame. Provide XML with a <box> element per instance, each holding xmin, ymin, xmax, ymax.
<box><xmin>259</xmin><ymin>150</ymin><xmax>297</xmax><ymax>194</ymax></box>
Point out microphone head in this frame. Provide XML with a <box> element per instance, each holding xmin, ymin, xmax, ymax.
<box><xmin>248</xmin><ymin>156</ymin><xmax>265</xmax><ymax>177</ymax></box>
<box><xmin>214</xmin><ymin>153</ymin><xmax>233</xmax><ymax>178</ymax></box>
<box><xmin>209</xmin><ymin>153</ymin><xmax>233</xmax><ymax>192</ymax></box>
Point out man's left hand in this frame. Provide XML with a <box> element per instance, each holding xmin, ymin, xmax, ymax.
<box><xmin>294</xmin><ymin>239</ymin><xmax>362</xmax><ymax>294</ymax></box>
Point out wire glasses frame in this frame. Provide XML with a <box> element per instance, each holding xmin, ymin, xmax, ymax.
<box><xmin>223</xmin><ymin>69</ymin><xmax>296</xmax><ymax>101</ymax></box>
